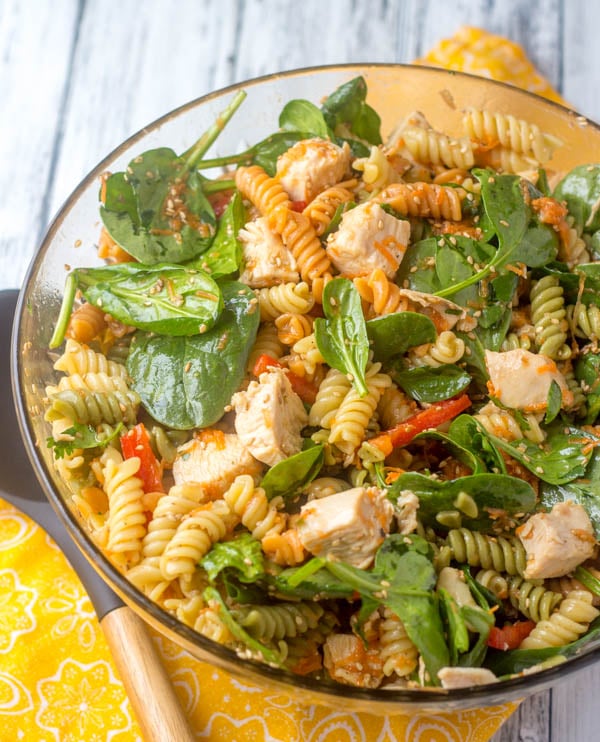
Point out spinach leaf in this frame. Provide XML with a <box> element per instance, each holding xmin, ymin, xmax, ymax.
<box><xmin>388</xmin><ymin>472</ymin><xmax>536</xmax><ymax>532</ymax></box>
<box><xmin>101</xmin><ymin>90</ymin><xmax>246</xmax><ymax>264</ymax></box>
<box><xmin>324</xmin><ymin>534</ymin><xmax>449</xmax><ymax>684</ymax></box>
<box><xmin>545</xmin><ymin>380</ymin><xmax>563</xmax><ymax>424</ymax></box>
<box><xmin>47</xmin><ymin>422</ymin><xmax>123</xmax><ymax>459</ymax></box>
<box><xmin>575</xmin><ymin>353</ymin><xmax>600</xmax><ymax>424</ymax></box>
<box><xmin>540</xmin><ymin>446</ymin><xmax>600</xmax><ymax>537</ymax></box>
<box><xmin>73</xmin><ymin>262</ymin><xmax>222</xmax><ymax>336</ymax></box>
<box><xmin>553</xmin><ymin>164</ymin><xmax>600</xmax><ymax>233</ymax></box>
<box><xmin>439</xmin><ymin>589</ymin><xmax>470</xmax><ymax>665</ymax></box>
<box><xmin>101</xmin><ymin>159</ymin><xmax>216</xmax><ymax>265</ymax></box>
<box><xmin>314</xmin><ymin>278</ymin><xmax>369</xmax><ymax>396</ymax></box>
<box><xmin>390</xmin><ymin>364</ymin><xmax>472</xmax><ymax>403</ymax></box>
<box><xmin>366</xmin><ymin>311</ymin><xmax>436</xmax><ymax>361</ymax></box>
<box><xmin>457</xmin><ymin>604</ymin><xmax>494</xmax><ymax>667</ymax></box>
<box><xmin>200</xmin><ymin>533</ymin><xmax>264</xmax><ymax>583</ymax></box>
<box><xmin>272</xmin><ymin>559</ymin><xmax>355</xmax><ymax>600</ymax></box>
<box><xmin>447</xmin><ymin>415</ymin><xmax>506</xmax><ymax>475</ymax></box>
<box><xmin>488</xmin><ymin>424</ymin><xmax>599</xmax><ymax>485</ymax></box>
<box><xmin>279</xmin><ymin>99</ymin><xmax>331</xmax><ymax>138</ymax></box>
<box><xmin>396</xmin><ymin>237</ymin><xmax>440</xmax><ymax>293</ymax></box>
<box><xmin>542</xmin><ymin>261</ymin><xmax>600</xmax><ymax>307</ymax></box>
<box><xmin>127</xmin><ymin>280</ymin><xmax>259</xmax><ymax>429</ymax></box>
<box><xmin>435</xmin><ymin>170</ymin><xmax>556</xmax><ymax>299</ymax></box>
<box><xmin>321</xmin><ymin>76</ymin><xmax>382</xmax><ymax>145</ymax></box>
<box><xmin>188</xmin><ymin>192</ymin><xmax>244</xmax><ymax>278</ymax></box>
<box><xmin>260</xmin><ymin>445</ymin><xmax>324</xmax><ymax>501</ymax></box>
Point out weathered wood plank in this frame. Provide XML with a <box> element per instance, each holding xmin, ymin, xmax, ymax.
<box><xmin>492</xmin><ymin>691</ymin><xmax>551</xmax><ymax>742</ymax></box>
<box><xmin>0</xmin><ymin>0</ymin><xmax>80</xmax><ymax>289</ymax></box>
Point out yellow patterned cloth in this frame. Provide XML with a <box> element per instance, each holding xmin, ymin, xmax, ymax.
<box><xmin>1</xmin><ymin>26</ymin><xmax>566</xmax><ymax>741</ymax></box>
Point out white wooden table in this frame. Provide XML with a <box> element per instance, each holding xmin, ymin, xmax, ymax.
<box><xmin>2</xmin><ymin>1</ymin><xmax>600</xmax><ymax>739</ymax></box>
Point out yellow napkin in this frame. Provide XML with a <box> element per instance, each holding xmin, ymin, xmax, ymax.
<box><xmin>1</xmin><ymin>27</ymin><xmax>565</xmax><ymax>740</ymax></box>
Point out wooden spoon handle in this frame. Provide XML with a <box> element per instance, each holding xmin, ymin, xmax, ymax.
<box><xmin>100</xmin><ymin>606</ymin><xmax>195</xmax><ymax>742</ymax></box>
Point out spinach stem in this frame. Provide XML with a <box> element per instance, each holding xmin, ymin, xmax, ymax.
<box><xmin>49</xmin><ymin>271</ymin><xmax>78</xmax><ymax>349</ymax></box>
<box><xmin>183</xmin><ymin>90</ymin><xmax>247</xmax><ymax>170</ymax></box>
<box><xmin>202</xmin><ymin>178</ymin><xmax>236</xmax><ymax>194</ymax></box>
<box><xmin>195</xmin><ymin>151</ymin><xmax>253</xmax><ymax>170</ymax></box>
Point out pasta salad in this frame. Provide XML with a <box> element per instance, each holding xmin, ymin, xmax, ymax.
<box><xmin>46</xmin><ymin>76</ymin><xmax>600</xmax><ymax>690</ymax></box>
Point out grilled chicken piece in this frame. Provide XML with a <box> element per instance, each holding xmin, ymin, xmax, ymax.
<box><xmin>297</xmin><ymin>486</ymin><xmax>394</xmax><ymax>568</ymax></box>
<box><xmin>518</xmin><ymin>500</ymin><xmax>597</xmax><ymax>579</ymax></box>
<box><xmin>276</xmin><ymin>137</ymin><xmax>351</xmax><ymax>203</ymax></box>
<box><xmin>326</xmin><ymin>201</ymin><xmax>410</xmax><ymax>278</ymax></box>
<box><xmin>232</xmin><ymin>367</ymin><xmax>308</xmax><ymax>466</ymax></box>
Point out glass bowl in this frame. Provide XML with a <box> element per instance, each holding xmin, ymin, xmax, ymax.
<box><xmin>11</xmin><ymin>64</ymin><xmax>600</xmax><ymax>714</ymax></box>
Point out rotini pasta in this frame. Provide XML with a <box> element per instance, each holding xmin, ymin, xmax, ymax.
<box><xmin>446</xmin><ymin>528</ymin><xmax>528</xmax><ymax>576</ymax></box>
<box><xmin>530</xmin><ymin>275</ymin><xmax>572</xmax><ymax>359</ymax></box>
<box><xmin>376</xmin><ymin>182</ymin><xmax>465</xmax><ymax>221</ymax></box>
<box><xmin>519</xmin><ymin>590</ymin><xmax>600</xmax><ymax>649</ymax></box>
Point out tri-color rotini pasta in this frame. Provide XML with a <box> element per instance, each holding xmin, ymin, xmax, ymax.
<box><xmin>44</xmin><ymin>76</ymin><xmax>600</xmax><ymax>692</ymax></box>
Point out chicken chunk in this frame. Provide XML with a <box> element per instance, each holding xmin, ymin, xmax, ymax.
<box><xmin>323</xmin><ymin>633</ymin><xmax>384</xmax><ymax>688</ymax></box>
<box><xmin>276</xmin><ymin>137</ymin><xmax>351</xmax><ymax>203</ymax></box>
<box><xmin>517</xmin><ymin>500</ymin><xmax>597</xmax><ymax>579</ymax></box>
<box><xmin>485</xmin><ymin>348</ymin><xmax>573</xmax><ymax>412</ymax></box>
<box><xmin>238</xmin><ymin>217</ymin><xmax>299</xmax><ymax>288</ymax></box>
<box><xmin>296</xmin><ymin>486</ymin><xmax>394</xmax><ymax>568</ymax></box>
<box><xmin>231</xmin><ymin>367</ymin><xmax>308</xmax><ymax>467</ymax></box>
<box><xmin>326</xmin><ymin>201</ymin><xmax>410</xmax><ymax>278</ymax></box>
<box><xmin>394</xmin><ymin>489</ymin><xmax>419</xmax><ymax>535</ymax></box>
<box><xmin>172</xmin><ymin>430</ymin><xmax>263</xmax><ymax>499</ymax></box>
<box><xmin>438</xmin><ymin>667</ymin><xmax>497</xmax><ymax>689</ymax></box>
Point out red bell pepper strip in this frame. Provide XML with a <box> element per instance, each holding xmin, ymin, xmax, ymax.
<box><xmin>120</xmin><ymin>423</ymin><xmax>164</xmax><ymax>493</ymax></box>
<box><xmin>487</xmin><ymin>620</ymin><xmax>536</xmax><ymax>651</ymax></box>
<box><xmin>370</xmin><ymin>394</ymin><xmax>472</xmax><ymax>452</ymax></box>
<box><xmin>252</xmin><ymin>353</ymin><xmax>318</xmax><ymax>405</ymax></box>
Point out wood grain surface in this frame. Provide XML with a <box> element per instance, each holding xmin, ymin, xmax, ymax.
<box><xmin>3</xmin><ymin>1</ymin><xmax>600</xmax><ymax>739</ymax></box>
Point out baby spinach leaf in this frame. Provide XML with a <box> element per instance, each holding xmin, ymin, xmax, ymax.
<box><xmin>576</xmin><ymin>353</ymin><xmax>600</xmax><ymax>424</ymax></box>
<box><xmin>325</xmin><ymin>535</ymin><xmax>449</xmax><ymax>684</ymax></box>
<box><xmin>540</xmin><ymin>446</ymin><xmax>600</xmax><ymax>537</ymax></box>
<box><xmin>187</xmin><ymin>192</ymin><xmax>245</xmax><ymax>278</ymax></box>
<box><xmin>390</xmin><ymin>365</ymin><xmax>471</xmax><ymax>403</ymax></box>
<box><xmin>200</xmin><ymin>533</ymin><xmax>264</xmax><ymax>583</ymax></box>
<box><xmin>489</xmin><ymin>424</ymin><xmax>599</xmax><ymax>485</ymax></box>
<box><xmin>272</xmin><ymin>559</ymin><xmax>355</xmax><ymax>600</ymax></box>
<box><xmin>553</xmin><ymin>164</ymin><xmax>600</xmax><ymax>233</ymax></box>
<box><xmin>321</xmin><ymin>76</ymin><xmax>382</xmax><ymax>145</ymax></box>
<box><xmin>542</xmin><ymin>261</ymin><xmax>600</xmax><ymax>306</ymax></box>
<box><xmin>279</xmin><ymin>99</ymin><xmax>331</xmax><ymax>139</ymax></box>
<box><xmin>447</xmin><ymin>415</ymin><xmax>506</xmax><ymax>475</ymax></box>
<box><xmin>545</xmin><ymin>380</ymin><xmax>563</xmax><ymax>424</ymax></box>
<box><xmin>439</xmin><ymin>589</ymin><xmax>470</xmax><ymax>665</ymax></box>
<box><xmin>414</xmin><ymin>428</ymin><xmax>485</xmax><ymax>474</ymax></box>
<box><xmin>101</xmin><ymin>157</ymin><xmax>217</xmax><ymax>265</ymax></box>
<box><xmin>435</xmin><ymin>171</ymin><xmax>556</xmax><ymax>299</ymax></box>
<box><xmin>127</xmin><ymin>281</ymin><xmax>259</xmax><ymax>429</ymax></box>
<box><xmin>396</xmin><ymin>237</ymin><xmax>440</xmax><ymax>294</ymax></box>
<box><xmin>388</xmin><ymin>472</ymin><xmax>536</xmax><ymax>532</ymax></box>
<box><xmin>457</xmin><ymin>604</ymin><xmax>493</xmax><ymax>668</ymax></box>
<box><xmin>366</xmin><ymin>311</ymin><xmax>436</xmax><ymax>361</ymax></box>
<box><xmin>75</xmin><ymin>262</ymin><xmax>223</xmax><ymax>336</ymax></box>
<box><xmin>314</xmin><ymin>278</ymin><xmax>369</xmax><ymax>396</ymax></box>
<box><xmin>260</xmin><ymin>445</ymin><xmax>324</xmax><ymax>501</ymax></box>
<box><xmin>101</xmin><ymin>90</ymin><xmax>246</xmax><ymax>264</ymax></box>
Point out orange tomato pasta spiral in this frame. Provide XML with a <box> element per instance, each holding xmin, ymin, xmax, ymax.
<box><xmin>376</xmin><ymin>182</ymin><xmax>464</xmax><ymax>221</ymax></box>
<box><xmin>280</xmin><ymin>210</ymin><xmax>332</xmax><ymax>282</ymax></box>
<box><xmin>66</xmin><ymin>303</ymin><xmax>107</xmax><ymax>344</ymax></box>
<box><xmin>302</xmin><ymin>181</ymin><xmax>356</xmax><ymax>236</ymax></box>
<box><xmin>353</xmin><ymin>268</ymin><xmax>409</xmax><ymax>316</ymax></box>
<box><xmin>235</xmin><ymin>164</ymin><xmax>290</xmax><ymax>232</ymax></box>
